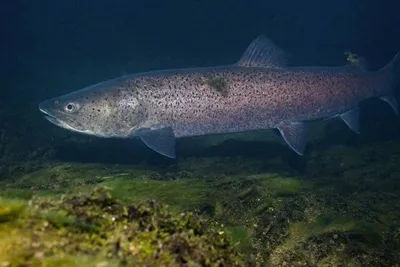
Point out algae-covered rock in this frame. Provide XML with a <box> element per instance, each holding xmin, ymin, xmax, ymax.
<box><xmin>0</xmin><ymin>199</ymin><xmax>25</xmax><ymax>223</ymax></box>
<box><xmin>0</xmin><ymin>188</ymin><xmax>252</xmax><ymax>267</ymax></box>
<box><xmin>2</xmin><ymin>129</ymin><xmax>400</xmax><ymax>266</ymax></box>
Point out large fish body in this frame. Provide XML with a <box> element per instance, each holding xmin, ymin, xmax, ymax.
<box><xmin>39</xmin><ymin>36</ymin><xmax>400</xmax><ymax>158</ymax></box>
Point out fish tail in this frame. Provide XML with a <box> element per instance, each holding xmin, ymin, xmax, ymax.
<box><xmin>377</xmin><ymin>52</ymin><xmax>400</xmax><ymax>115</ymax></box>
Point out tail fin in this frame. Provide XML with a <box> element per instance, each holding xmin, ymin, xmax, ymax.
<box><xmin>378</xmin><ymin>52</ymin><xmax>400</xmax><ymax>115</ymax></box>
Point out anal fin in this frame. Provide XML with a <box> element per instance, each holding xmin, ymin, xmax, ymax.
<box><xmin>137</xmin><ymin>127</ymin><xmax>176</xmax><ymax>158</ymax></box>
<box><xmin>277</xmin><ymin>122</ymin><xmax>308</xmax><ymax>155</ymax></box>
<box><xmin>340</xmin><ymin>108</ymin><xmax>360</xmax><ymax>134</ymax></box>
<box><xmin>380</xmin><ymin>95</ymin><xmax>399</xmax><ymax>116</ymax></box>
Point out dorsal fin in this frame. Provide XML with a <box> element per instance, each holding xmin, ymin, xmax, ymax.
<box><xmin>236</xmin><ymin>35</ymin><xmax>287</xmax><ymax>68</ymax></box>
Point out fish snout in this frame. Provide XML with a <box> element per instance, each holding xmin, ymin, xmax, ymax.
<box><xmin>38</xmin><ymin>99</ymin><xmax>59</xmax><ymax>115</ymax></box>
<box><xmin>38</xmin><ymin>100</ymin><xmax>49</xmax><ymax>113</ymax></box>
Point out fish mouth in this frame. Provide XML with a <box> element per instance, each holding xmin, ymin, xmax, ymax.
<box><xmin>39</xmin><ymin>105</ymin><xmax>59</xmax><ymax>124</ymax></box>
<box><xmin>39</xmin><ymin>104</ymin><xmax>72</xmax><ymax>129</ymax></box>
<box><xmin>41</xmin><ymin>112</ymin><xmax>77</xmax><ymax>131</ymax></box>
<box><xmin>44</xmin><ymin>115</ymin><xmax>64</xmax><ymax>127</ymax></box>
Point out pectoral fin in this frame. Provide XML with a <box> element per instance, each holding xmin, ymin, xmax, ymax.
<box><xmin>277</xmin><ymin>122</ymin><xmax>308</xmax><ymax>155</ymax></box>
<box><xmin>340</xmin><ymin>108</ymin><xmax>360</xmax><ymax>134</ymax></box>
<box><xmin>137</xmin><ymin>127</ymin><xmax>176</xmax><ymax>158</ymax></box>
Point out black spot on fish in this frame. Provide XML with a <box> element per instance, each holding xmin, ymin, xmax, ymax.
<box><xmin>207</xmin><ymin>77</ymin><xmax>229</xmax><ymax>97</ymax></box>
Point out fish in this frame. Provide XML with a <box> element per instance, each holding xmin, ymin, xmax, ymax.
<box><xmin>38</xmin><ymin>36</ymin><xmax>400</xmax><ymax>158</ymax></box>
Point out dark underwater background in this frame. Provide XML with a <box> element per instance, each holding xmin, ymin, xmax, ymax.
<box><xmin>1</xmin><ymin>0</ymin><xmax>400</xmax><ymax>266</ymax></box>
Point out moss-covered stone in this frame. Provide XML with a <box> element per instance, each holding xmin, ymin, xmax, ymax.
<box><xmin>0</xmin><ymin>198</ymin><xmax>25</xmax><ymax>223</ymax></box>
<box><xmin>2</xmin><ymin>129</ymin><xmax>400</xmax><ymax>266</ymax></box>
<box><xmin>0</xmin><ymin>188</ymin><xmax>252</xmax><ymax>267</ymax></box>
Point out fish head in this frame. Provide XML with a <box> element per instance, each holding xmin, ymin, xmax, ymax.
<box><xmin>38</xmin><ymin>78</ymin><xmax>148</xmax><ymax>138</ymax></box>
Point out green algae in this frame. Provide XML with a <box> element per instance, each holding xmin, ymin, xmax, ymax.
<box><xmin>0</xmin><ymin>188</ymin><xmax>250</xmax><ymax>267</ymax></box>
<box><xmin>269</xmin><ymin>215</ymin><xmax>386</xmax><ymax>266</ymax></box>
<box><xmin>259</xmin><ymin>174</ymin><xmax>304</xmax><ymax>196</ymax></box>
<box><xmin>225</xmin><ymin>225</ymin><xmax>253</xmax><ymax>254</ymax></box>
<box><xmin>0</xmin><ymin>198</ymin><xmax>25</xmax><ymax>223</ymax></box>
<box><xmin>284</xmin><ymin>216</ymin><xmax>382</xmax><ymax>250</ymax></box>
<box><xmin>0</xmin><ymin>163</ymin><xmax>307</xmax><ymax>265</ymax></box>
<box><xmin>0</xmin><ymin>163</ymin><xmax>162</xmax><ymax>200</ymax></box>
<box><xmin>2</xmin><ymin>139</ymin><xmax>400</xmax><ymax>266</ymax></box>
<box><xmin>101</xmin><ymin>178</ymin><xmax>210</xmax><ymax>210</ymax></box>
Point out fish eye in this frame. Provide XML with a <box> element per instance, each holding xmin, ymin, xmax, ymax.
<box><xmin>65</xmin><ymin>103</ymin><xmax>76</xmax><ymax>112</ymax></box>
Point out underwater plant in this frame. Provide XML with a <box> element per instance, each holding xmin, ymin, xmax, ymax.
<box><xmin>0</xmin><ymin>187</ymin><xmax>253</xmax><ymax>267</ymax></box>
